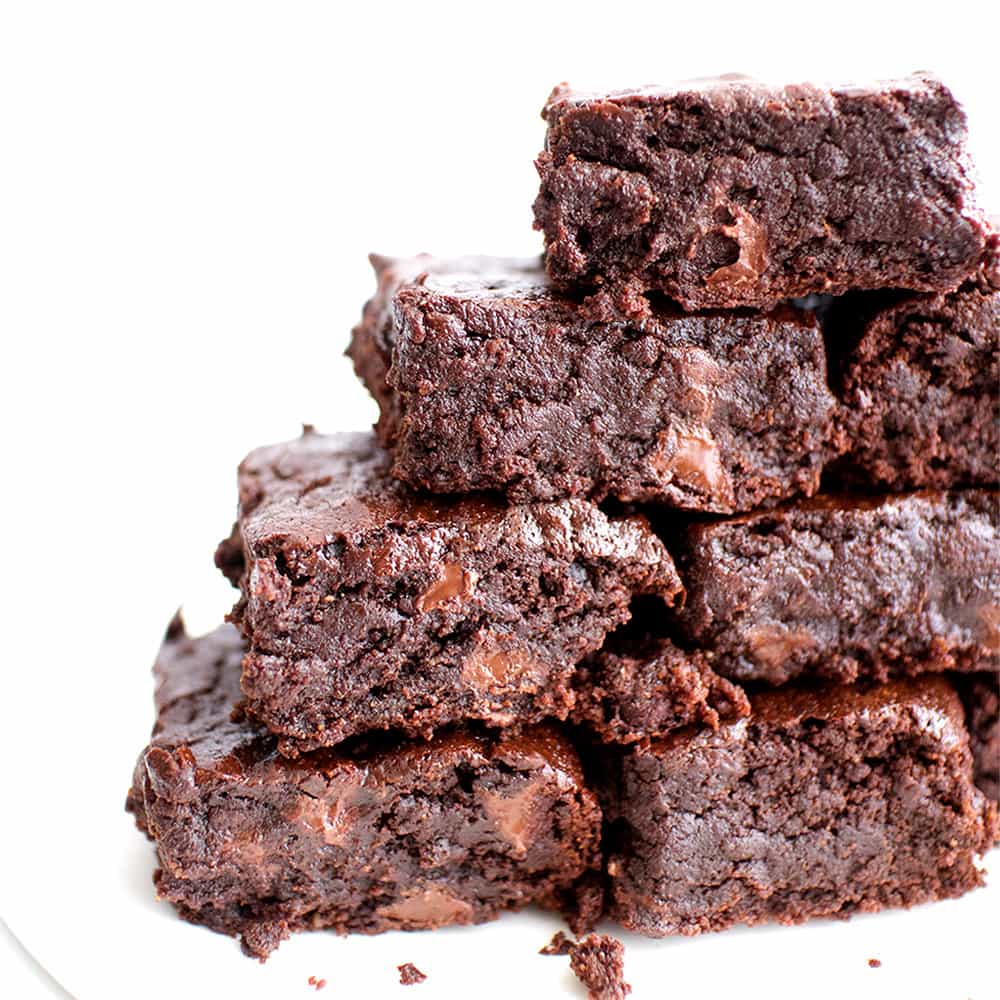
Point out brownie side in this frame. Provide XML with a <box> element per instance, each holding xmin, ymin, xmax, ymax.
<box><xmin>828</xmin><ymin>282</ymin><xmax>999</xmax><ymax>491</ymax></box>
<box><xmin>571</xmin><ymin>635</ymin><xmax>749</xmax><ymax>744</ymax></box>
<box><xmin>347</xmin><ymin>255</ymin><xmax>841</xmax><ymax>512</ymax></box>
<box><xmin>675</xmin><ymin>490</ymin><xmax>1000</xmax><ymax>684</ymax></box>
<box><xmin>127</xmin><ymin>622</ymin><xmax>603</xmax><ymax>959</ymax></box>
<box><xmin>534</xmin><ymin>75</ymin><xmax>993</xmax><ymax>311</ymax></box>
<box><xmin>216</xmin><ymin>429</ymin><xmax>681</xmax><ymax>752</ymax></box>
<box><xmin>958</xmin><ymin>673</ymin><xmax>1000</xmax><ymax>802</ymax></box>
<box><xmin>604</xmin><ymin>676</ymin><xmax>998</xmax><ymax>936</ymax></box>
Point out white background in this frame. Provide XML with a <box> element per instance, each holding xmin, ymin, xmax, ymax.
<box><xmin>1</xmin><ymin>2</ymin><xmax>997</xmax><ymax>997</ymax></box>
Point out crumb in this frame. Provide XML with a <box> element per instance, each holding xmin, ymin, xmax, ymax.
<box><xmin>540</xmin><ymin>930</ymin><xmax>575</xmax><ymax>956</ymax></box>
<box><xmin>868</xmin><ymin>958</ymin><xmax>882</xmax><ymax>969</ymax></box>
<box><xmin>239</xmin><ymin>919</ymin><xmax>289</xmax><ymax>961</ymax></box>
<box><xmin>398</xmin><ymin>963</ymin><xmax>427</xmax><ymax>986</ymax></box>
<box><xmin>569</xmin><ymin>934</ymin><xmax>630</xmax><ymax>1000</ymax></box>
<box><xmin>307</xmin><ymin>976</ymin><xmax>327</xmax><ymax>990</ymax></box>
<box><xmin>558</xmin><ymin>872</ymin><xmax>605</xmax><ymax>936</ymax></box>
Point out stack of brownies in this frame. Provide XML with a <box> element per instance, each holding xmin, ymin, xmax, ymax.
<box><xmin>128</xmin><ymin>73</ymin><xmax>1000</xmax><ymax>963</ymax></box>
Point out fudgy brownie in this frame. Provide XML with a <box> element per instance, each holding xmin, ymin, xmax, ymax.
<box><xmin>675</xmin><ymin>490</ymin><xmax>999</xmax><ymax>684</ymax></box>
<box><xmin>348</xmin><ymin>254</ymin><xmax>841</xmax><ymax>510</ymax></box>
<box><xmin>571</xmin><ymin>633</ymin><xmax>749</xmax><ymax>744</ymax></box>
<box><xmin>215</xmin><ymin>429</ymin><xmax>680</xmax><ymax>753</ymax></box>
<box><xmin>126</xmin><ymin>620</ymin><xmax>602</xmax><ymax>959</ymax></box>
<box><xmin>959</xmin><ymin>674</ymin><xmax>1000</xmax><ymax>801</ymax></box>
<box><xmin>602</xmin><ymin>676</ymin><xmax>998</xmax><ymax>936</ymax></box>
<box><xmin>828</xmin><ymin>280</ymin><xmax>999</xmax><ymax>491</ymax></box>
<box><xmin>534</xmin><ymin>75</ymin><xmax>994</xmax><ymax>312</ymax></box>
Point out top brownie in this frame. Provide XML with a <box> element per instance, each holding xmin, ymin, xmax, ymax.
<box><xmin>534</xmin><ymin>74</ymin><xmax>994</xmax><ymax>311</ymax></box>
<box><xmin>216</xmin><ymin>429</ymin><xmax>681</xmax><ymax>753</ymax></box>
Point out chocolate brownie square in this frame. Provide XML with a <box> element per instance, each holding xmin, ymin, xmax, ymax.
<box><xmin>534</xmin><ymin>74</ymin><xmax>994</xmax><ymax>312</ymax></box>
<box><xmin>348</xmin><ymin>254</ymin><xmax>841</xmax><ymax>511</ymax></box>
<box><xmin>215</xmin><ymin>429</ymin><xmax>681</xmax><ymax>753</ymax></box>
<box><xmin>602</xmin><ymin>676</ymin><xmax>998</xmax><ymax>936</ymax></box>
<box><xmin>828</xmin><ymin>280</ymin><xmax>998</xmax><ymax>491</ymax></box>
<box><xmin>675</xmin><ymin>490</ymin><xmax>999</xmax><ymax>684</ymax></box>
<box><xmin>126</xmin><ymin>620</ymin><xmax>603</xmax><ymax>959</ymax></box>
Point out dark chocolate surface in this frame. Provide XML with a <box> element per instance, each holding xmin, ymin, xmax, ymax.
<box><xmin>534</xmin><ymin>74</ymin><xmax>995</xmax><ymax>311</ymax></box>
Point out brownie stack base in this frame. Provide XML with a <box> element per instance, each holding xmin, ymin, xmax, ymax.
<box><xmin>601</xmin><ymin>676</ymin><xmax>998</xmax><ymax>936</ymax></box>
<box><xmin>127</xmin><ymin>620</ymin><xmax>603</xmax><ymax>960</ymax></box>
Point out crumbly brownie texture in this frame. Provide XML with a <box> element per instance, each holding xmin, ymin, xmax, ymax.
<box><xmin>676</xmin><ymin>490</ymin><xmax>999</xmax><ymax>685</ymax></box>
<box><xmin>603</xmin><ymin>676</ymin><xmax>998</xmax><ymax>937</ymax></box>
<box><xmin>126</xmin><ymin>621</ymin><xmax>603</xmax><ymax>960</ymax></box>
<box><xmin>571</xmin><ymin>634</ymin><xmax>749</xmax><ymax>744</ymax></box>
<box><xmin>534</xmin><ymin>75</ymin><xmax>994</xmax><ymax>312</ymax></box>
<box><xmin>216</xmin><ymin>429</ymin><xmax>680</xmax><ymax>753</ymax></box>
<box><xmin>828</xmin><ymin>281</ymin><xmax>999</xmax><ymax>491</ymax></box>
<box><xmin>348</xmin><ymin>254</ymin><xmax>841</xmax><ymax>512</ymax></box>
<box><xmin>959</xmin><ymin>674</ymin><xmax>1000</xmax><ymax>801</ymax></box>
<box><xmin>397</xmin><ymin>964</ymin><xmax>426</xmax><ymax>986</ymax></box>
<box><xmin>569</xmin><ymin>934</ymin><xmax>630</xmax><ymax>1000</ymax></box>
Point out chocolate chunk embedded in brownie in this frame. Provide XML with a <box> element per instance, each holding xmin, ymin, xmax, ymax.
<box><xmin>534</xmin><ymin>75</ymin><xmax>994</xmax><ymax>311</ymax></box>
<box><xmin>348</xmin><ymin>254</ymin><xmax>841</xmax><ymax>511</ymax></box>
<box><xmin>827</xmin><ymin>281</ymin><xmax>999</xmax><ymax>491</ymax></box>
<box><xmin>602</xmin><ymin>676</ymin><xmax>998</xmax><ymax>936</ymax></box>
<box><xmin>126</xmin><ymin>621</ymin><xmax>603</xmax><ymax>959</ymax></box>
<box><xmin>215</xmin><ymin>429</ymin><xmax>680</xmax><ymax>753</ymax></box>
<box><xmin>675</xmin><ymin>490</ymin><xmax>999</xmax><ymax>685</ymax></box>
<box><xmin>959</xmin><ymin>673</ymin><xmax>1000</xmax><ymax>802</ymax></box>
<box><xmin>571</xmin><ymin>633</ymin><xmax>749</xmax><ymax>744</ymax></box>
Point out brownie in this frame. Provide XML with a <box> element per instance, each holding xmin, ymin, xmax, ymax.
<box><xmin>348</xmin><ymin>254</ymin><xmax>841</xmax><ymax>511</ymax></box>
<box><xmin>534</xmin><ymin>75</ymin><xmax>994</xmax><ymax>312</ymax></box>
<box><xmin>126</xmin><ymin>620</ymin><xmax>603</xmax><ymax>959</ymax></box>
<box><xmin>215</xmin><ymin>429</ymin><xmax>681</xmax><ymax>752</ymax></box>
<box><xmin>959</xmin><ymin>673</ymin><xmax>1000</xmax><ymax>801</ymax></box>
<box><xmin>602</xmin><ymin>676</ymin><xmax>998</xmax><ymax>936</ymax></box>
<box><xmin>571</xmin><ymin>633</ymin><xmax>749</xmax><ymax>744</ymax></box>
<box><xmin>675</xmin><ymin>490</ymin><xmax>999</xmax><ymax>684</ymax></box>
<box><xmin>828</xmin><ymin>280</ymin><xmax>999</xmax><ymax>491</ymax></box>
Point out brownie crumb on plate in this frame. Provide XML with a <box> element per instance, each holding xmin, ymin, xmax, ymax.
<box><xmin>398</xmin><ymin>963</ymin><xmax>427</xmax><ymax>985</ymax></box>
<box><xmin>569</xmin><ymin>934</ymin><xmax>630</xmax><ymax>1000</ymax></box>
<box><xmin>307</xmin><ymin>975</ymin><xmax>326</xmax><ymax>990</ymax></box>
<box><xmin>539</xmin><ymin>930</ymin><xmax>574</xmax><ymax>956</ymax></box>
<box><xmin>868</xmin><ymin>959</ymin><xmax>882</xmax><ymax>969</ymax></box>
